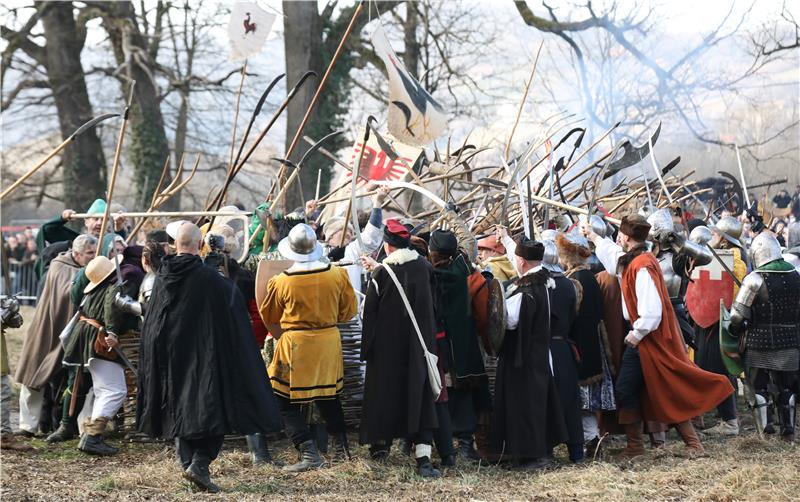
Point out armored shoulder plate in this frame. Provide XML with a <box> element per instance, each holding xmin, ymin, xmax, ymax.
<box><xmin>735</xmin><ymin>271</ymin><xmax>764</xmax><ymax>308</ymax></box>
<box><xmin>681</xmin><ymin>239</ymin><xmax>713</xmax><ymax>267</ymax></box>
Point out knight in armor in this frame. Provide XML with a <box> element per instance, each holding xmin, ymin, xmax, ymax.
<box><xmin>556</xmin><ymin>232</ymin><xmax>616</xmax><ymax>457</ymax></box>
<box><xmin>646</xmin><ymin>209</ymin><xmax>712</xmax><ymax>349</ymax></box>
<box><xmin>782</xmin><ymin>221</ymin><xmax>800</xmax><ymax>272</ymax></box>
<box><xmin>730</xmin><ymin>232</ymin><xmax>800</xmax><ymax>442</ymax></box>
<box><xmin>691</xmin><ymin>217</ymin><xmax>748</xmax><ymax>437</ymax></box>
<box><xmin>260</xmin><ymin>224</ymin><xmax>357</xmax><ymax>471</ymax></box>
<box><xmin>584</xmin><ymin>215</ymin><xmax>734</xmax><ymax>457</ymax></box>
<box><xmin>491</xmin><ymin>237</ymin><xmax>568</xmax><ymax>470</ymax></box>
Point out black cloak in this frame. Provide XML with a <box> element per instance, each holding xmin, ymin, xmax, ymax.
<box><xmin>491</xmin><ymin>269</ymin><xmax>568</xmax><ymax>459</ymax></box>
<box><xmin>566</xmin><ymin>268</ymin><xmax>605</xmax><ymax>384</ymax></box>
<box><xmin>548</xmin><ymin>271</ymin><xmax>584</xmax><ymax>448</ymax></box>
<box><xmin>137</xmin><ymin>254</ymin><xmax>281</xmax><ymax>439</ymax></box>
<box><xmin>360</xmin><ymin>251</ymin><xmax>438</xmax><ymax>444</ymax></box>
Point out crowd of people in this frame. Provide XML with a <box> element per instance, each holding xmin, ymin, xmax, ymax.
<box><xmin>1</xmin><ymin>228</ymin><xmax>40</xmax><ymax>301</ymax></box>
<box><xmin>0</xmin><ymin>186</ymin><xmax>798</xmax><ymax>493</ymax></box>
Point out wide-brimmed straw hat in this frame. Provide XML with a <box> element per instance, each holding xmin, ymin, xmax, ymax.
<box><xmin>83</xmin><ymin>255</ymin><xmax>121</xmax><ymax>293</ymax></box>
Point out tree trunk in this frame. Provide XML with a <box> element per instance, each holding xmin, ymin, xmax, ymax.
<box><xmin>281</xmin><ymin>0</ymin><xmax>324</xmax><ymax>210</ymax></box>
<box><xmin>40</xmin><ymin>2</ymin><xmax>107</xmax><ymax>212</ymax></box>
<box><xmin>101</xmin><ymin>1</ymin><xmax>172</xmax><ymax>210</ymax></box>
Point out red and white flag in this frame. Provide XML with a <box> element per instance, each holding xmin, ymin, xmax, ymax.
<box><xmin>371</xmin><ymin>26</ymin><xmax>446</xmax><ymax>146</ymax></box>
<box><xmin>227</xmin><ymin>2</ymin><xmax>275</xmax><ymax>61</ymax></box>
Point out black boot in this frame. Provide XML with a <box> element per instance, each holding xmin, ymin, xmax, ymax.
<box><xmin>332</xmin><ymin>433</ymin><xmax>351</xmax><ymax>462</ymax></box>
<box><xmin>457</xmin><ymin>436</ymin><xmax>481</xmax><ymax>462</ymax></box>
<box><xmin>283</xmin><ymin>439</ymin><xmax>324</xmax><ymax>472</ymax></box>
<box><xmin>183</xmin><ymin>459</ymin><xmax>220</xmax><ymax>493</ymax></box>
<box><xmin>439</xmin><ymin>454</ymin><xmax>456</xmax><ymax>467</ymax></box>
<box><xmin>778</xmin><ymin>390</ymin><xmax>796</xmax><ymax>442</ymax></box>
<box><xmin>246</xmin><ymin>433</ymin><xmax>281</xmax><ymax>466</ymax></box>
<box><xmin>369</xmin><ymin>443</ymin><xmax>391</xmax><ymax>461</ymax></box>
<box><xmin>46</xmin><ymin>420</ymin><xmax>78</xmax><ymax>443</ymax></box>
<box><xmin>415</xmin><ymin>456</ymin><xmax>441</xmax><ymax>478</ymax></box>
<box><xmin>78</xmin><ymin>434</ymin><xmax>119</xmax><ymax>456</ymax></box>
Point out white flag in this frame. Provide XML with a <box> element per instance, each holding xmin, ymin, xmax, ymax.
<box><xmin>371</xmin><ymin>26</ymin><xmax>446</xmax><ymax>146</ymax></box>
<box><xmin>227</xmin><ymin>2</ymin><xmax>275</xmax><ymax>61</ymax></box>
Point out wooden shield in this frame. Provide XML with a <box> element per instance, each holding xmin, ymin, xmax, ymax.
<box><xmin>254</xmin><ymin>259</ymin><xmax>293</xmax><ymax>326</ymax></box>
<box><xmin>685</xmin><ymin>249</ymin><xmax>741</xmax><ymax>329</ymax></box>
<box><xmin>485</xmin><ymin>278</ymin><xmax>507</xmax><ymax>356</ymax></box>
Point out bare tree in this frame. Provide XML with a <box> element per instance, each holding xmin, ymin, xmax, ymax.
<box><xmin>1</xmin><ymin>2</ymin><xmax>108</xmax><ymax>212</ymax></box>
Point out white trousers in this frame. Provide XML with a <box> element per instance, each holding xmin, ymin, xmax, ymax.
<box><xmin>18</xmin><ymin>385</ymin><xmax>43</xmax><ymax>433</ymax></box>
<box><xmin>87</xmin><ymin>359</ymin><xmax>127</xmax><ymax>420</ymax></box>
<box><xmin>582</xmin><ymin>412</ymin><xmax>599</xmax><ymax>441</ymax></box>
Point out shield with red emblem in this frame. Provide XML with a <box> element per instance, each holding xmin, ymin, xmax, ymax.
<box><xmin>685</xmin><ymin>248</ymin><xmax>743</xmax><ymax>328</ymax></box>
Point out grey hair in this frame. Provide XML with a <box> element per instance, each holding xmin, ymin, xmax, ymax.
<box><xmin>72</xmin><ymin>234</ymin><xmax>97</xmax><ymax>253</ymax></box>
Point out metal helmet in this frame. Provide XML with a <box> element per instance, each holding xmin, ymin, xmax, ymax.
<box><xmin>787</xmin><ymin>221</ymin><xmax>800</xmax><ymax>249</ymax></box>
<box><xmin>540</xmin><ymin>229</ymin><xmax>558</xmax><ymax>242</ymax></box>
<box><xmin>541</xmin><ymin>239</ymin><xmax>563</xmax><ymax>273</ymax></box>
<box><xmin>646</xmin><ymin>208</ymin><xmax>674</xmax><ymax>243</ymax></box>
<box><xmin>710</xmin><ymin>216</ymin><xmax>743</xmax><ymax>248</ymax></box>
<box><xmin>637</xmin><ymin>204</ymin><xmax>657</xmax><ymax>219</ymax></box>
<box><xmin>564</xmin><ymin>229</ymin><xmax>590</xmax><ymax>250</ymax></box>
<box><xmin>278</xmin><ymin>223</ymin><xmax>323</xmax><ymax>262</ymax></box>
<box><xmin>578</xmin><ymin>214</ymin><xmax>607</xmax><ymax>238</ymax></box>
<box><xmin>749</xmin><ymin>232</ymin><xmax>783</xmax><ymax>269</ymax></box>
<box><xmin>688</xmin><ymin>225</ymin><xmax>713</xmax><ymax>246</ymax></box>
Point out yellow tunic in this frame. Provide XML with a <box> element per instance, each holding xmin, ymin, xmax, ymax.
<box><xmin>260</xmin><ymin>265</ymin><xmax>357</xmax><ymax>402</ymax></box>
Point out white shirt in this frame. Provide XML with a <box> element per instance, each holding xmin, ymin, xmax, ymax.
<box><xmin>337</xmin><ymin>222</ymin><xmax>383</xmax><ymax>294</ymax></box>
<box><xmin>592</xmin><ymin>236</ymin><xmax>662</xmax><ymax>341</ymax></box>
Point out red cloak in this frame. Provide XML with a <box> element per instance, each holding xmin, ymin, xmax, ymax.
<box><xmin>621</xmin><ymin>253</ymin><xmax>734</xmax><ymax>424</ymax></box>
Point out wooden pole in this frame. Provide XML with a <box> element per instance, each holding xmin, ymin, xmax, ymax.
<box><xmin>1</xmin><ymin>113</ymin><xmax>119</xmax><ymax>201</ymax></box>
<box><xmin>504</xmin><ymin>41</ymin><xmax>543</xmax><ymax>160</ymax></box>
<box><xmin>96</xmin><ymin>83</ymin><xmax>136</xmax><ymax>257</ymax></box>
<box><xmin>272</xmin><ymin>0</ymin><xmax>365</xmax><ymax>201</ymax></box>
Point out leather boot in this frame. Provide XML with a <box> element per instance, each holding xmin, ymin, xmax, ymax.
<box><xmin>618</xmin><ymin>422</ymin><xmax>646</xmax><ymax>459</ymax></box>
<box><xmin>674</xmin><ymin>421</ymin><xmax>705</xmax><ymax>453</ymax></box>
<box><xmin>78</xmin><ymin>418</ymin><xmax>119</xmax><ymax>456</ymax></box>
<box><xmin>183</xmin><ymin>459</ymin><xmax>220</xmax><ymax>493</ymax></box>
<box><xmin>46</xmin><ymin>420</ymin><xmax>78</xmax><ymax>443</ymax></box>
<box><xmin>0</xmin><ymin>433</ymin><xmax>33</xmax><ymax>451</ymax></box>
<box><xmin>246</xmin><ymin>433</ymin><xmax>281</xmax><ymax>466</ymax></box>
<box><xmin>283</xmin><ymin>439</ymin><xmax>324</xmax><ymax>472</ymax></box>
<box><xmin>457</xmin><ymin>436</ymin><xmax>481</xmax><ymax>463</ymax></box>
<box><xmin>415</xmin><ymin>456</ymin><xmax>441</xmax><ymax>478</ymax></box>
<box><xmin>332</xmin><ymin>433</ymin><xmax>351</xmax><ymax>463</ymax></box>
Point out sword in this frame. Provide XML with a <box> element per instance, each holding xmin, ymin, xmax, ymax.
<box><xmin>648</xmin><ymin>135</ymin><xmax>673</xmax><ymax>204</ymax></box>
<box><xmin>734</xmin><ymin>144</ymin><xmax>751</xmax><ymax>208</ymax></box>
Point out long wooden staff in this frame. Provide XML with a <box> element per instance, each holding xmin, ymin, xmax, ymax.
<box><xmin>270</xmin><ymin>0</ymin><xmax>365</xmax><ymax>205</ymax></box>
<box><xmin>96</xmin><ymin>83</ymin><xmax>136</xmax><ymax>256</ymax></box>
<box><xmin>504</xmin><ymin>41</ymin><xmax>543</xmax><ymax>160</ymax></box>
<box><xmin>1</xmin><ymin>113</ymin><xmax>119</xmax><ymax>201</ymax></box>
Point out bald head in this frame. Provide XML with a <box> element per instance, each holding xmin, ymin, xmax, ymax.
<box><xmin>176</xmin><ymin>223</ymin><xmax>202</xmax><ymax>255</ymax></box>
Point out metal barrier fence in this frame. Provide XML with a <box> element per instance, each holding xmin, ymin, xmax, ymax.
<box><xmin>1</xmin><ymin>262</ymin><xmax>39</xmax><ymax>304</ymax></box>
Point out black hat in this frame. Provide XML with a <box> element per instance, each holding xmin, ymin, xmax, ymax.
<box><xmin>514</xmin><ymin>236</ymin><xmax>544</xmax><ymax>261</ymax></box>
<box><xmin>429</xmin><ymin>229</ymin><xmax>458</xmax><ymax>257</ymax></box>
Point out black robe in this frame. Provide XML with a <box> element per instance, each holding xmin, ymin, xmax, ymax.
<box><xmin>566</xmin><ymin>268</ymin><xmax>605</xmax><ymax>384</ymax></box>
<box><xmin>549</xmin><ymin>271</ymin><xmax>583</xmax><ymax>447</ymax></box>
<box><xmin>491</xmin><ymin>269</ymin><xmax>568</xmax><ymax>459</ymax></box>
<box><xmin>360</xmin><ymin>251</ymin><xmax>438</xmax><ymax>444</ymax></box>
<box><xmin>137</xmin><ymin>254</ymin><xmax>281</xmax><ymax>439</ymax></box>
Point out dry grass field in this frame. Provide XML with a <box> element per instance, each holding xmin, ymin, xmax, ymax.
<box><xmin>2</xmin><ymin>307</ymin><xmax>798</xmax><ymax>501</ymax></box>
